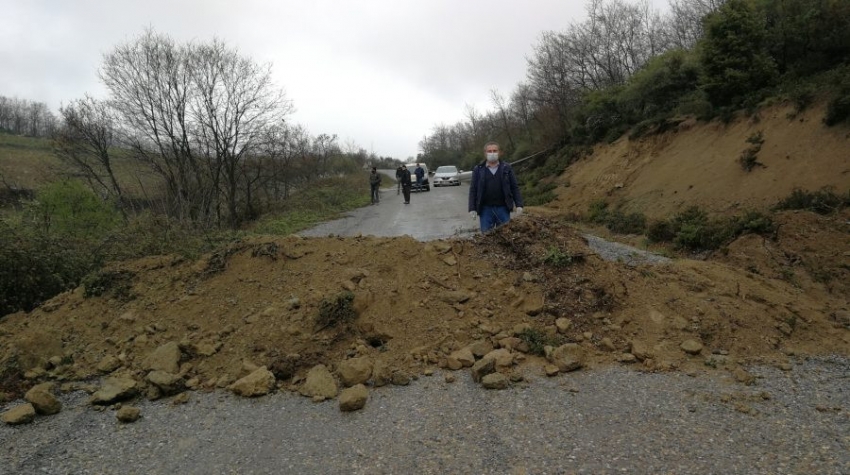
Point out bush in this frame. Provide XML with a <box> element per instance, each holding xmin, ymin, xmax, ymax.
<box><xmin>587</xmin><ymin>200</ymin><xmax>610</xmax><ymax>224</ymax></box>
<box><xmin>517</xmin><ymin>328</ymin><xmax>555</xmax><ymax>356</ymax></box>
<box><xmin>315</xmin><ymin>291</ymin><xmax>357</xmax><ymax>330</ymax></box>
<box><xmin>26</xmin><ymin>180</ymin><xmax>122</xmax><ymax>239</ymax></box>
<box><xmin>775</xmin><ymin>187</ymin><xmax>850</xmax><ymax>214</ymax></box>
<box><xmin>0</xmin><ymin>223</ymin><xmax>96</xmax><ymax>317</ymax></box>
<box><xmin>648</xmin><ymin>206</ymin><xmax>777</xmax><ymax>251</ymax></box>
<box><xmin>647</xmin><ymin>220</ymin><xmax>676</xmax><ymax>243</ymax></box>
<box><xmin>824</xmin><ymin>93</ymin><xmax>850</xmax><ymax>126</ymax></box>
<box><xmin>542</xmin><ymin>247</ymin><xmax>574</xmax><ymax>267</ymax></box>
<box><xmin>585</xmin><ymin>201</ymin><xmax>647</xmax><ymax>235</ymax></box>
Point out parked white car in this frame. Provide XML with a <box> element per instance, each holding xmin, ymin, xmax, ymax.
<box><xmin>405</xmin><ymin>163</ymin><xmax>430</xmax><ymax>192</ymax></box>
<box><xmin>433</xmin><ymin>165</ymin><xmax>461</xmax><ymax>187</ymax></box>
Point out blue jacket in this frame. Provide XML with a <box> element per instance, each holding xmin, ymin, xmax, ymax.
<box><xmin>468</xmin><ymin>161</ymin><xmax>523</xmax><ymax>213</ymax></box>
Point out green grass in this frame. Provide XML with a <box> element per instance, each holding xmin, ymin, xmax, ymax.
<box><xmin>252</xmin><ymin>174</ymin><xmax>372</xmax><ymax>236</ymax></box>
<box><xmin>0</xmin><ymin>133</ymin><xmax>60</xmax><ymax>188</ymax></box>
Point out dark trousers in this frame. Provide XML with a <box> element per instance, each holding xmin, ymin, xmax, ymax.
<box><xmin>402</xmin><ymin>185</ymin><xmax>411</xmax><ymax>203</ymax></box>
<box><xmin>371</xmin><ymin>184</ymin><xmax>380</xmax><ymax>203</ymax></box>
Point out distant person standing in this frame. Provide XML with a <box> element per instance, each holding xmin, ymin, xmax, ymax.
<box><xmin>369</xmin><ymin>167</ymin><xmax>382</xmax><ymax>204</ymax></box>
<box><xmin>414</xmin><ymin>163</ymin><xmax>425</xmax><ymax>186</ymax></box>
<box><xmin>396</xmin><ymin>166</ymin><xmax>403</xmax><ymax>195</ymax></box>
<box><xmin>400</xmin><ymin>165</ymin><xmax>413</xmax><ymax>204</ymax></box>
<box><xmin>468</xmin><ymin>141</ymin><xmax>524</xmax><ymax>232</ymax></box>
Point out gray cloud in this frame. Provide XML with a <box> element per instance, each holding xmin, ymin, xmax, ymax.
<box><xmin>1</xmin><ymin>0</ymin><xmax>668</xmax><ymax>158</ymax></box>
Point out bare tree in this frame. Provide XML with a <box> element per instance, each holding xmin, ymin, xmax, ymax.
<box><xmin>99</xmin><ymin>29</ymin><xmax>293</xmax><ymax>228</ymax></box>
<box><xmin>490</xmin><ymin>89</ymin><xmax>516</xmax><ymax>152</ymax></box>
<box><xmin>665</xmin><ymin>0</ymin><xmax>727</xmax><ymax>48</ymax></box>
<box><xmin>53</xmin><ymin>96</ymin><xmax>124</xmax><ymax>207</ymax></box>
<box><xmin>188</xmin><ymin>39</ymin><xmax>292</xmax><ymax>228</ymax></box>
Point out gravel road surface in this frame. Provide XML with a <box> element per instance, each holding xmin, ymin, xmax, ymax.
<box><xmin>300</xmin><ymin>179</ymin><xmax>477</xmax><ymax>241</ymax></box>
<box><xmin>2</xmin><ymin>357</ymin><xmax>847</xmax><ymax>474</ymax></box>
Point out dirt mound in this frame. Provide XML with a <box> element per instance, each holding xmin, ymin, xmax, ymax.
<box><xmin>1</xmin><ymin>214</ymin><xmax>847</xmax><ymax>402</ymax></box>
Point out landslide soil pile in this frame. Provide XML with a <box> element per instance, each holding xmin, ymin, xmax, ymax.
<box><xmin>1</xmin><ymin>214</ymin><xmax>847</xmax><ymax>402</ymax></box>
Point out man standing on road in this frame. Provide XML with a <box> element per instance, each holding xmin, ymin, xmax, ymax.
<box><xmin>369</xmin><ymin>167</ymin><xmax>382</xmax><ymax>204</ymax></box>
<box><xmin>414</xmin><ymin>163</ymin><xmax>425</xmax><ymax>186</ymax></box>
<box><xmin>400</xmin><ymin>165</ymin><xmax>412</xmax><ymax>204</ymax></box>
<box><xmin>396</xmin><ymin>166</ymin><xmax>403</xmax><ymax>195</ymax></box>
<box><xmin>468</xmin><ymin>141</ymin><xmax>524</xmax><ymax>232</ymax></box>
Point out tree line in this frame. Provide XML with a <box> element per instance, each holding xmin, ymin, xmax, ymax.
<box><xmin>417</xmin><ymin>0</ymin><xmax>850</xmax><ymax>171</ymax></box>
<box><xmin>0</xmin><ymin>95</ymin><xmax>58</xmax><ymax>137</ymax></box>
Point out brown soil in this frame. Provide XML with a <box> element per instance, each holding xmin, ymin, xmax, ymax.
<box><xmin>1</xmin><ymin>102</ymin><xmax>848</xmax><ymax>401</ymax></box>
<box><xmin>551</xmin><ymin>101</ymin><xmax>850</xmax><ymax>218</ymax></box>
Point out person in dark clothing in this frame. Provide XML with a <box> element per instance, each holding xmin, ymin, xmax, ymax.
<box><xmin>399</xmin><ymin>165</ymin><xmax>412</xmax><ymax>204</ymax></box>
<box><xmin>369</xmin><ymin>167</ymin><xmax>382</xmax><ymax>204</ymax></box>
<box><xmin>468</xmin><ymin>141</ymin><xmax>524</xmax><ymax>232</ymax></box>
<box><xmin>414</xmin><ymin>163</ymin><xmax>425</xmax><ymax>186</ymax></box>
<box><xmin>395</xmin><ymin>166</ymin><xmax>403</xmax><ymax>195</ymax></box>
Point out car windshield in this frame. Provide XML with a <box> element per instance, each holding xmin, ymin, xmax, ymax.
<box><xmin>435</xmin><ymin>166</ymin><xmax>458</xmax><ymax>173</ymax></box>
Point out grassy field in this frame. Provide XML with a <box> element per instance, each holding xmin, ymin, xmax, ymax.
<box><xmin>0</xmin><ymin>133</ymin><xmax>61</xmax><ymax>189</ymax></box>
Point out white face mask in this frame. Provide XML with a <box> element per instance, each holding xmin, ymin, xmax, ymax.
<box><xmin>486</xmin><ymin>152</ymin><xmax>499</xmax><ymax>162</ymax></box>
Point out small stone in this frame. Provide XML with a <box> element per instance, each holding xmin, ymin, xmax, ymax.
<box><xmin>142</xmin><ymin>341</ymin><xmax>182</xmax><ymax>374</ymax></box>
<box><xmin>337</xmin><ymin>357</ymin><xmax>373</xmax><ymax>387</ymax></box>
<box><xmin>423</xmin><ymin>369</ymin><xmax>434</xmax><ymax>376</ymax></box>
<box><xmin>482</xmin><ymin>349</ymin><xmax>514</xmax><ymax>368</ymax></box>
<box><xmin>339</xmin><ymin>384</ymin><xmax>369</xmax><ymax>412</ymax></box>
<box><xmin>544</xmin><ymin>364</ymin><xmax>560</xmax><ymax>377</ymax></box>
<box><xmin>300</xmin><ymin>365</ymin><xmax>338</xmax><ymax>398</ymax></box>
<box><xmin>116</xmin><ymin>406</ymin><xmax>141</xmax><ymax>423</ymax></box>
<box><xmin>777</xmin><ymin>322</ymin><xmax>793</xmax><ymax>336</ymax></box>
<box><xmin>555</xmin><ymin>318</ymin><xmax>572</xmax><ymax>334</ymax></box>
<box><xmin>467</xmin><ymin>340</ymin><xmax>494</xmax><ymax>358</ymax></box>
<box><xmin>733</xmin><ymin>367</ymin><xmax>755</xmax><ymax>385</ymax></box>
<box><xmin>391</xmin><ymin>371</ymin><xmax>411</xmax><ymax>386</ymax></box>
<box><xmin>90</xmin><ymin>377</ymin><xmax>138</xmax><ymax>405</ymax></box>
<box><xmin>171</xmin><ymin>392</ymin><xmax>191</xmax><ymax>405</ymax></box>
<box><xmin>547</xmin><ymin>343</ymin><xmax>586</xmax><ymax>372</ymax></box>
<box><xmin>24</xmin><ymin>387</ymin><xmax>62</xmax><ymax>415</ymax></box>
<box><xmin>146</xmin><ymin>371</ymin><xmax>184</xmax><ymax>395</ymax></box>
<box><xmin>97</xmin><ymin>355</ymin><xmax>122</xmax><ymax>373</ymax></box>
<box><xmin>229</xmin><ymin>367</ymin><xmax>276</xmax><ymax>397</ymax></box>
<box><xmin>618</xmin><ymin>353</ymin><xmax>637</xmax><ymax>364</ymax></box>
<box><xmin>680</xmin><ymin>340</ymin><xmax>704</xmax><ymax>355</ymax></box>
<box><xmin>481</xmin><ymin>373</ymin><xmax>509</xmax><ymax>390</ymax></box>
<box><xmin>778</xmin><ymin>362</ymin><xmax>793</xmax><ymax>372</ymax></box>
<box><xmin>449</xmin><ymin>348</ymin><xmax>476</xmax><ymax>368</ymax></box>
<box><xmin>1</xmin><ymin>404</ymin><xmax>36</xmax><ymax>425</ymax></box>
<box><xmin>471</xmin><ymin>357</ymin><xmax>496</xmax><ymax>383</ymax></box>
<box><xmin>600</xmin><ymin>337</ymin><xmax>616</xmax><ymax>352</ymax></box>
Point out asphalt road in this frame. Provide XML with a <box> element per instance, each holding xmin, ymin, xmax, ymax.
<box><xmin>301</xmin><ymin>177</ymin><xmax>478</xmax><ymax>241</ymax></box>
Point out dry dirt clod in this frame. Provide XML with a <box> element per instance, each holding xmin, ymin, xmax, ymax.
<box><xmin>339</xmin><ymin>384</ymin><xmax>368</xmax><ymax>412</ymax></box>
<box><xmin>1</xmin><ymin>403</ymin><xmax>36</xmax><ymax>425</ymax></box>
<box><xmin>116</xmin><ymin>406</ymin><xmax>141</xmax><ymax>423</ymax></box>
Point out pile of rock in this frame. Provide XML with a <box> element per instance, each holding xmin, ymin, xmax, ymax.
<box><xmin>1</xmin><ymin>383</ymin><xmax>62</xmax><ymax>425</ymax></box>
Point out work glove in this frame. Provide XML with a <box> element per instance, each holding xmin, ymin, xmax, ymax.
<box><xmin>470</xmin><ymin>211</ymin><xmax>477</xmax><ymax>219</ymax></box>
<box><xmin>515</xmin><ymin>207</ymin><xmax>524</xmax><ymax>216</ymax></box>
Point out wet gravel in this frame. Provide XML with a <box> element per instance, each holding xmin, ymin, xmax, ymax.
<box><xmin>583</xmin><ymin>234</ymin><xmax>672</xmax><ymax>266</ymax></box>
<box><xmin>2</xmin><ymin>356</ymin><xmax>847</xmax><ymax>475</ymax></box>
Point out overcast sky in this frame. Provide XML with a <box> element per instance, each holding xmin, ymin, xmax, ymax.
<box><xmin>2</xmin><ymin>0</ymin><xmax>668</xmax><ymax>159</ymax></box>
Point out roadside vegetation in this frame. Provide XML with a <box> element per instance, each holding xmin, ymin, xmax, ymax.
<box><xmin>414</xmin><ymin>0</ymin><xmax>850</xmax><ymax>203</ymax></box>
